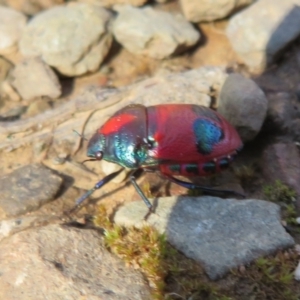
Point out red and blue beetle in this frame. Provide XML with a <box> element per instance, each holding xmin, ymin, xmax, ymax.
<box><xmin>75</xmin><ymin>104</ymin><xmax>243</xmax><ymax>210</ymax></box>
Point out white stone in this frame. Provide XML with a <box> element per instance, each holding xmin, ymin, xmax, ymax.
<box><xmin>19</xmin><ymin>3</ymin><xmax>113</xmax><ymax>76</ymax></box>
<box><xmin>180</xmin><ymin>0</ymin><xmax>254</xmax><ymax>22</ymax></box>
<box><xmin>226</xmin><ymin>0</ymin><xmax>300</xmax><ymax>72</ymax></box>
<box><xmin>11</xmin><ymin>57</ymin><xmax>61</xmax><ymax>100</ymax></box>
<box><xmin>113</xmin><ymin>5</ymin><xmax>200</xmax><ymax>59</ymax></box>
<box><xmin>294</xmin><ymin>261</ymin><xmax>300</xmax><ymax>280</ymax></box>
<box><xmin>0</xmin><ymin>6</ymin><xmax>27</xmax><ymax>54</ymax></box>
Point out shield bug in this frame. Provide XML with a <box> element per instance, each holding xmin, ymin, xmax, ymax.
<box><xmin>74</xmin><ymin>104</ymin><xmax>243</xmax><ymax>211</ymax></box>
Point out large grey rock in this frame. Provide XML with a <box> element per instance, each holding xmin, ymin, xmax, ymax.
<box><xmin>114</xmin><ymin>196</ymin><xmax>294</xmax><ymax>280</ymax></box>
<box><xmin>218</xmin><ymin>73</ymin><xmax>268</xmax><ymax>141</ymax></box>
<box><xmin>226</xmin><ymin>0</ymin><xmax>300</xmax><ymax>72</ymax></box>
<box><xmin>11</xmin><ymin>57</ymin><xmax>61</xmax><ymax>100</ymax></box>
<box><xmin>113</xmin><ymin>5</ymin><xmax>200</xmax><ymax>59</ymax></box>
<box><xmin>180</xmin><ymin>0</ymin><xmax>254</xmax><ymax>22</ymax></box>
<box><xmin>19</xmin><ymin>3</ymin><xmax>113</xmax><ymax>76</ymax></box>
<box><xmin>0</xmin><ymin>164</ymin><xmax>63</xmax><ymax>217</ymax></box>
<box><xmin>0</xmin><ymin>224</ymin><xmax>151</xmax><ymax>300</ymax></box>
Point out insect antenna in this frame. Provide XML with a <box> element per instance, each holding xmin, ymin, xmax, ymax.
<box><xmin>81</xmin><ymin>158</ymin><xmax>97</xmax><ymax>164</ymax></box>
<box><xmin>73</xmin><ymin>129</ymin><xmax>88</xmax><ymax>141</ymax></box>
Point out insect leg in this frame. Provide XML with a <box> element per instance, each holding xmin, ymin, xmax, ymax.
<box><xmin>130</xmin><ymin>173</ymin><xmax>153</xmax><ymax>210</ymax></box>
<box><xmin>163</xmin><ymin>173</ymin><xmax>245</xmax><ymax>198</ymax></box>
<box><xmin>70</xmin><ymin>168</ymin><xmax>124</xmax><ymax>213</ymax></box>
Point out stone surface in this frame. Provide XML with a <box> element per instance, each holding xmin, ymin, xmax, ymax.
<box><xmin>1</xmin><ymin>0</ymin><xmax>64</xmax><ymax>16</ymax></box>
<box><xmin>264</xmin><ymin>92</ymin><xmax>300</xmax><ymax>133</ymax></box>
<box><xmin>0</xmin><ymin>224</ymin><xmax>151</xmax><ymax>299</ymax></box>
<box><xmin>11</xmin><ymin>57</ymin><xmax>61</xmax><ymax>100</ymax></box>
<box><xmin>0</xmin><ymin>164</ymin><xmax>63</xmax><ymax>217</ymax></box>
<box><xmin>262</xmin><ymin>142</ymin><xmax>300</xmax><ymax>212</ymax></box>
<box><xmin>23</xmin><ymin>98</ymin><xmax>52</xmax><ymax>117</ymax></box>
<box><xmin>113</xmin><ymin>5</ymin><xmax>200</xmax><ymax>59</ymax></box>
<box><xmin>124</xmin><ymin>66</ymin><xmax>227</xmax><ymax>108</ymax></box>
<box><xmin>0</xmin><ymin>56</ymin><xmax>13</xmax><ymax>82</ymax></box>
<box><xmin>180</xmin><ymin>0</ymin><xmax>254</xmax><ymax>22</ymax></box>
<box><xmin>19</xmin><ymin>3</ymin><xmax>113</xmax><ymax>76</ymax></box>
<box><xmin>218</xmin><ymin>73</ymin><xmax>268</xmax><ymax>141</ymax></box>
<box><xmin>226</xmin><ymin>0</ymin><xmax>300</xmax><ymax>72</ymax></box>
<box><xmin>0</xmin><ymin>216</ymin><xmax>53</xmax><ymax>242</ymax></box>
<box><xmin>1</xmin><ymin>80</ymin><xmax>21</xmax><ymax>101</ymax></box>
<box><xmin>114</xmin><ymin>196</ymin><xmax>294</xmax><ymax>280</ymax></box>
<box><xmin>0</xmin><ymin>105</ymin><xmax>26</xmax><ymax>121</ymax></box>
<box><xmin>0</xmin><ymin>6</ymin><xmax>27</xmax><ymax>54</ymax></box>
<box><xmin>79</xmin><ymin>0</ymin><xmax>147</xmax><ymax>8</ymax></box>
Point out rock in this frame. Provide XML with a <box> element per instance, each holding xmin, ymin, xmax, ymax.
<box><xmin>11</xmin><ymin>57</ymin><xmax>61</xmax><ymax>100</ymax></box>
<box><xmin>290</xmin><ymin>119</ymin><xmax>300</xmax><ymax>141</ymax></box>
<box><xmin>0</xmin><ymin>6</ymin><xmax>27</xmax><ymax>54</ymax></box>
<box><xmin>79</xmin><ymin>0</ymin><xmax>147</xmax><ymax>8</ymax></box>
<box><xmin>24</xmin><ymin>98</ymin><xmax>52</xmax><ymax>117</ymax></box>
<box><xmin>1</xmin><ymin>81</ymin><xmax>21</xmax><ymax>101</ymax></box>
<box><xmin>1</xmin><ymin>0</ymin><xmax>64</xmax><ymax>16</ymax></box>
<box><xmin>226</xmin><ymin>0</ymin><xmax>300</xmax><ymax>72</ymax></box>
<box><xmin>262</xmin><ymin>142</ymin><xmax>300</xmax><ymax>212</ymax></box>
<box><xmin>114</xmin><ymin>196</ymin><xmax>294</xmax><ymax>280</ymax></box>
<box><xmin>0</xmin><ymin>56</ymin><xmax>13</xmax><ymax>82</ymax></box>
<box><xmin>0</xmin><ymin>164</ymin><xmax>63</xmax><ymax>217</ymax></box>
<box><xmin>112</xmin><ymin>5</ymin><xmax>200</xmax><ymax>59</ymax></box>
<box><xmin>19</xmin><ymin>3</ymin><xmax>113</xmax><ymax>76</ymax></box>
<box><xmin>0</xmin><ymin>105</ymin><xmax>26</xmax><ymax>121</ymax></box>
<box><xmin>218</xmin><ymin>73</ymin><xmax>268</xmax><ymax>141</ymax></box>
<box><xmin>294</xmin><ymin>261</ymin><xmax>300</xmax><ymax>281</ymax></box>
<box><xmin>264</xmin><ymin>92</ymin><xmax>300</xmax><ymax>133</ymax></box>
<box><xmin>0</xmin><ymin>216</ymin><xmax>53</xmax><ymax>242</ymax></box>
<box><xmin>0</xmin><ymin>57</ymin><xmax>14</xmax><ymax>100</ymax></box>
<box><xmin>180</xmin><ymin>0</ymin><xmax>254</xmax><ymax>22</ymax></box>
<box><xmin>127</xmin><ymin>66</ymin><xmax>227</xmax><ymax>107</ymax></box>
<box><xmin>0</xmin><ymin>224</ymin><xmax>151</xmax><ymax>299</ymax></box>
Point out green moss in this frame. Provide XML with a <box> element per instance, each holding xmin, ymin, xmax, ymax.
<box><xmin>93</xmin><ymin>205</ymin><xmax>300</xmax><ymax>300</ymax></box>
<box><xmin>247</xmin><ymin>253</ymin><xmax>298</xmax><ymax>300</ymax></box>
<box><xmin>93</xmin><ymin>205</ymin><xmax>232</xmax><ymax>300</ymax></box>
<box><xmin>234</xmin><ymin>164</ymin><xmax>256</xmax><ymax>185</ymax></box>
<box><xmin>263</xmin><ymin>180</ymin><xmax>296</xmax><ymax>204</ymax></box>
<box><xmin>263</xmin><ymin>180</ymin><xmax>298</xmax><ymax>225</ymax></box>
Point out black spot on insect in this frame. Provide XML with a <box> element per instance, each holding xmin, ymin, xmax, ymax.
<box><xmin>168</xmin><ymin>164</ymin><xmax>181</xmax><ymax>174</ymax></box>
<box><xmin>219</xmin><ymin>158</ymin><xmax>230</xmax><ymax>170</ymax></box>
<box><xmin>185</xmin><ymin>164</ymin><xmax>199</xmax><ymax>175</ymax></box>
<box><xmin>203</xmin><ymin>161</ymin><xmax>217</xmax><ymax>173</ymax></box>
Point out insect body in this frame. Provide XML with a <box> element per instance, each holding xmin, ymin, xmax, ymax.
<box><xmin>75</xmin><ymin>104</ymin><xmax>243</xmax><ymax>210</ymax></box>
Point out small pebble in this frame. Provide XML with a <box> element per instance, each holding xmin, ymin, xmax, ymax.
<box><xmin>294</xmin><ymin>244</ymin><xmax>300</xmax><ymax>255</ymax></box>
<box><xmin>239</xmin><ymin>265</ymin><xmax>246</xmax><ymax>274</ymax></box>
<box><xmin>294</xmin><ymin>261</ymin><xmax>300</xmax><ymax>281</ymax></box>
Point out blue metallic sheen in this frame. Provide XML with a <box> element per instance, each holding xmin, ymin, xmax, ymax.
<box><xmin>193</xmin><ymin>119</ymin><xmax>224</xmax><ymax>155</ymax></box>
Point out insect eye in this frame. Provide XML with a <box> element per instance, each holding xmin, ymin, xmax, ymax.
<box><xmin>95</xmin><ymin>151</ymin><xmax>103</xmax><ymax>160</ymax></box>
